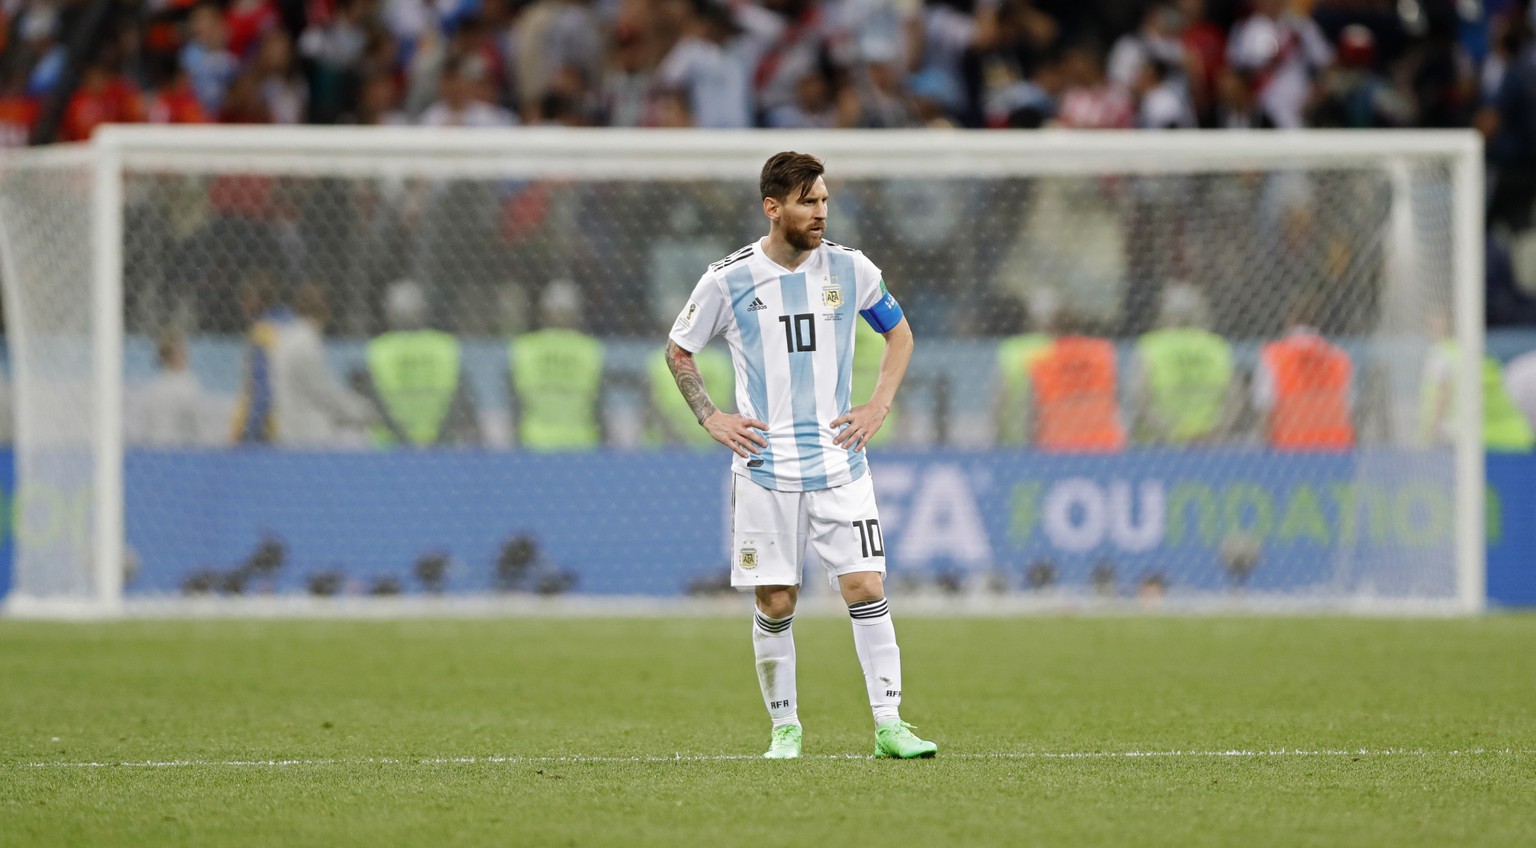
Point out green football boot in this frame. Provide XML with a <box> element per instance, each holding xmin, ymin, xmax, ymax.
<box><xmin>763</xmin><ymin>724</ymin><xmax>802</xmax><ymax>759</ymax></box>
<box><xmin>873</xmin><ymin>720</ymin><xmax>937</xmax><ymax>759</ymax></box>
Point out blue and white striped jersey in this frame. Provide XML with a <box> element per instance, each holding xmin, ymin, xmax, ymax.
<box><xmin>670</xmin><ymin>237</ymin><xmax>893</xmax><ymax>493</ymax></box>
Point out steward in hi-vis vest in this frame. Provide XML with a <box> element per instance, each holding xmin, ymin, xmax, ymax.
<box><xmin>510</xmin><ymin>280</ymin><xmax>605</xmax><ymax>450</ymax></box>
<box><xmin>1130</xmin><ymin>286</ymin><xmax>1235</xmax><ymax>444</ymax></box>
<box><xmin>1030</xmin><ymin>326</ymin><xmax>1127</xmax><ymax>453</ymax></box>
<box><xmin>361</xmin><ymin>281</ymin><xmax>481</xmax><ymax>447</ymax></box>
<box><xmin>1135</xmin><ymin>328</ymin><xmax>1234</xmax><ymax>443</ymax></box>
<box><xmin>1419</xmin><ymin>340</ymin><xmax>1535</xmax><ymax>452</ymax></box>
<box><xmin>1257</xmin><ymin>329</ymin><xmax>1354</xmax><ymax>451</ymax></box>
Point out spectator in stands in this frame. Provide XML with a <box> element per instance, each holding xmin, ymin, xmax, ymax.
<box><xmin>1504</xmin><ymin>347</ymin><xmax>1536</xmax><ymax>434</ymax></box>
<box><xmin>130</xmin><ymin>331</ymin><xmax>215</xmax><ymax>447</ymax></box>
<box><xmin>968</xmin><ymin>0</ymin><xmax>1061</xmax><ymax>129</ymax></box>
<box><xmin>219</xmin><ymin>68</ymin><xmax>272</xmax><ymax>122</ymax></box>
<box><xmin>1027</xmin><ymin>309</ymin><xmax>1126</xmax><ymax>452</ymax></box>
<box><xmin>512</xmin><ymin>0</ymin><xmax>604</xmax><ymax>122</ymax></box>
<box><xmin>509</xmin><ymin>279</ymin><xmax>606</xmax><ymax>450</ymax></box>
<box><xmin>344</xmin><ymin>72</ymin><xmax>410</xmax><ymax>125</ymax></box>
<box><xmin>61</xmin><ymin>59</ymin><xmax>146</xmax><ymax>142</ymax></box>
<box><xmin>252</xmin><ymin>29</ymin><xmax>307</xmax><ymax>124</ymax></box>
<box><xmin>1419</xmin><ymin>316</ymin><xmax>1534</xmax><ymax>452</ymax></box>
<box><xmin>1176</xmin><ymin>0</ymin><xmax>1225</xmax><ymax>126</ymax></box>
<box><xmin>418</xmin><ymin>54</ymin><xmax>517</xmax><ymax>126</ymax></box>
<box><xmin>1309</xmin><ymin>24</ymin><xmax>1415</xmax><ymax>129</ymax></box>
<box><xmin>990</xmin><ymin>294</ymin><xmax>1051</xmax><ymax>447</ymax></box>
<box><xmin>600</xmin><ymin>23</ymin><xmax>655</xmax><ymax>127</ymax></box>
<box><xmin>1128</xmin><ymin>283</ymin><xmax>1238</xmax><ymax>445</ymax></box>
<box><xmin>1132</xmin><ymin>58</ymin><xmax>1196</xmax><ymax>128</ymax></box>
<box><xmin>845</xmin><ymin>44</ymin><xmax>917</xmax><ymax>128</ymax></box>
<box><xmin>360</xmin><ymin>280</ymin><xmax>482</xmax><ymax>448</ymax></box>
<box><xmin>146</xmin><ymin>57</ymin><xmax>210</xmax><ymax>124</ymax></box>
<box><xmin>180</xmin><ymin>2</ymin><xmax>239</xmax><ymax>118</ymax></box>
<box><xmin>270</xmin><ymin>284</ymin><xmax>376</xmax><ymax>447</ymax></box>
<box><xmin>224</xmin><ymin>0</ymin><xmax>280</xmax><ymax>60</ymax></box>
<box><xmin>656</xmin><ymin>0</ymin><xmax>753</xmax><ymax>129</ymax></box>
<box><xmin>1106</xmin><ymin>3</ymin><xmax>1187</xmax><ymax>94</ymax></box>
<box><xmin>1213</xmin><ymin>66</ymin><xmax>1274</xmax><ymax>128</ymax></box>
<box><xmin>1254</xmin><ymin>293</ymin><xmax>1354</xmax><ymax>451</ymax></box>
<box><xmin>1226</xmin><ymin>0</ymin><xmax>1333</xmax><ymax>128</ymax></box>
<box><xmin>1485</xmin><ymin>14</ymin><xmax>1536</xmax><ymax>233</ymax></box>
<box><xmin>299</xmin><ymin>0</ymin><xmax>374</xmax><ymax>122</ymax></box>
<box><xmin>766</xmin><ymin>63</ymin><xmax>842</xmax><ymax>128</ymax></box>
<box><xmin>0</xmin><ymin>69</ymin><xmax>40</xmax><ymax>147</ymax></box>
<box><xmin>1055</xmin><ymin>42</ymin><xmax>1133</xmax><ymax>129</ymax></box>
<box><xmin>740</xmin><ymin>0</ymin><xmax>836</xmax><ymax>121</ymax></box>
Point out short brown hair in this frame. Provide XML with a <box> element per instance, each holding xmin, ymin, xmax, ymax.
<box><xmin>760</xmin><ymin>152</ymin><xmax>824</xmax><ymax>203</ymax></box>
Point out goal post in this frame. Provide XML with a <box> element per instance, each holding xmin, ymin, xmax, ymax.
<box><xmin>0</xmin><ymin>127</ymin><xmax>1485</xmax><ymax>615</ymax></box>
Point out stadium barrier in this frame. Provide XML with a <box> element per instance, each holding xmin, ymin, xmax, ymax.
<box><xmin>0</xmin><ymin>447</ymin><xmax>1529</xmax><ymax>607</ymax></box>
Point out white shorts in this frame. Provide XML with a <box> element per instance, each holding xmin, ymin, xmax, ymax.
<box><xmin>730</xmin><ymin>472</ymin><xmax>886</xmax><ymax>588</ymax></box>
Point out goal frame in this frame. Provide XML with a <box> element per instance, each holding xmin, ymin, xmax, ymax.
<box><xmin>0</xmin><ymin>126</ymin><xmax>1485</xmax><ymax>616</ymax></box>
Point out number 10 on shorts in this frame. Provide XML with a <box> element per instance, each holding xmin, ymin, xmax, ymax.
<box><xmin>853</xmin><ymin>519</ymin><xmax>884</xmax><ymax>558</ymax></box>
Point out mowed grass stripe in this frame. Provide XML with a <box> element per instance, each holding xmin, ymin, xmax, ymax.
<box><xmin>19</xmin><ymin>747</ymin><xmax>1535</xmax><ymax>768</ymax></box>
<box><xmin>1</xmin><ymin>615</ymin><xmax>1533</xmax><ymax>847</ymax></box>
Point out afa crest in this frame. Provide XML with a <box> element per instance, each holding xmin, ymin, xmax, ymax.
<box><xmin>739</xmin><ymin>548</ymin><xmax>758</xmax><ymax>570</ymax></box>
<box><xmin>822</xmin><ymin>286</ymin><xmax>843</xmax><ymax>308</ymax></box>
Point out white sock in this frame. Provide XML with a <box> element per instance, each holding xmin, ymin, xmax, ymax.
<box><xmin>753</xmin><ymin>608</ymin><xmax>799</xmax><ymax>729</ymax></box>
<box><xmin>849</xmin><ymin>598</ymin><xmax>902</xmax><ymax>725</ymax></box>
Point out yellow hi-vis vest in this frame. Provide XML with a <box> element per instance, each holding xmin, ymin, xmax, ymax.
<box><xmin>510</xmin><ymin>329</ymin><xmax>604</xmax><ymax>450</ymax></box>
<box><xmin>1135</xmin><ymin>327</ymin><xmax>1235</xmax><ymax>443</ymax></box>
<box><xmin>367</xmin><ymin>330</ymin><xmax>463</xmax><ymax>446</ymax></box>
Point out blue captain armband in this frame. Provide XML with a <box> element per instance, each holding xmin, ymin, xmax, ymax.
<box><xmin>859</xmin><ymin>289</ymin><xmax>905</xmax><ymax>334</ymax></box>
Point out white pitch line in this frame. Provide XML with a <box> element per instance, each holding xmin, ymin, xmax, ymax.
<box><xmin>17</xmin><ymin>748</ymin><xmax>1529</xmax><ymax>769</ymax></box>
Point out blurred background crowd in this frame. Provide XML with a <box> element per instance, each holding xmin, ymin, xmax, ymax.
<box><xmin>2</xmin><ymin>0</ymin><xmax>1534</xmax><ymax>137</ymax></box>
<box><xmin>3</xmin><ymin>0</ymin><xmax>1536</xmax><ymax>325</ymax></box>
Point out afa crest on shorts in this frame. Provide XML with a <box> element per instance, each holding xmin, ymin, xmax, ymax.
<box><xmin>739</xmin><ymin>548</ymin><xmax>758</xmax><ymax>570</ymax></box>
<box><xmin>822</xmin><ymin>285</ymin><xmax>842</xmax><ymax>308</ymax></box>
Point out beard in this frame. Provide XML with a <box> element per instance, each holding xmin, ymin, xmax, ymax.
<box><xmin>784</xmin><ymin>222</ymin><xmax>824</xmax><ymax>252</ymax></box>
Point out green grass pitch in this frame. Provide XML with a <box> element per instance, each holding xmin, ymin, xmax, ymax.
<box><xmin>2</xmin><ymin>613</ymin><xmax>1533</xmax><ymax>846</ymax></box>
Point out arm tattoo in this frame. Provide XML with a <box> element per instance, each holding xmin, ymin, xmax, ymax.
<box><xmin>666</xmin><ymin>341</ymin><xmax>718</xmax><ymax>425</ymax></box>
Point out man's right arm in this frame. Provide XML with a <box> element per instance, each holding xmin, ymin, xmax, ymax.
<box><xmin>665</xmin><ymin>339</ymin><xmax>718</xmax><ymax>425</ymax></box>
<box><xmin>665</xmin><ymin>339</ymin><xmax>767</xmax><ymax>458</ymax></box>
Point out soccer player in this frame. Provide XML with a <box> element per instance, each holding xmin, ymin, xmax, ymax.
<box><xmin>664</xmin><ymin>152</ymin><xmax>936</xmax><ymax>761</ymax></box>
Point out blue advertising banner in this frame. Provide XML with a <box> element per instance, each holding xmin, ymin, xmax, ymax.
<box><xmin>0</xmin><ymin>449</ymin><xmax>1530</xmax><ymax>604</ymax></box>
<box><xmin>1486</xmin><ymin>454</ymin><xmax>1536</xmax><ymax>606</ymax></box>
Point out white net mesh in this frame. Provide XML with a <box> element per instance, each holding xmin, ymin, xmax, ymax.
<box><xmin>0</xmin><ymin>149</ymin><xmax>100</xmax><ymax>602</ymax></box>
<box><xmin>0</xmin><ymin>130</ymin><xmax>1482</xmax><ymax>611</ymax></box>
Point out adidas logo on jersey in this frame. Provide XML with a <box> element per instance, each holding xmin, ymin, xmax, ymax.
<box><xmin>747</xmin><ymin>297</ymin><xmax>767</xmax><ymax>312</ymax></box>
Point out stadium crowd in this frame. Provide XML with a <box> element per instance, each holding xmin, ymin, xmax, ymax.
<box><xmin>1</xmin><ymin>0</ymin><xmax>1533</xmax><ymax>136</ymax></box>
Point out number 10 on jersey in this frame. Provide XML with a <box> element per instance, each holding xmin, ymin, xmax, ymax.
<box><xmin>778</xmin><ymin>313</ymin><xmax>817</xmax><ymax>353</ymax></box>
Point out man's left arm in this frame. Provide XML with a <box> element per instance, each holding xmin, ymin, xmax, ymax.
<box><xmin>833</xmin><ymin>317</ymin><xmax>913</xmax><ymax>451</ymax></box>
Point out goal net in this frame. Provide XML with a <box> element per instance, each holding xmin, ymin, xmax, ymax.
<box><xmin>0</xmin><ymin>128</ymin><xmax>1484</xmax><ymax>614</ymax></box>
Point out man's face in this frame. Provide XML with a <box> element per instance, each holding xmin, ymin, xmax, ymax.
<box><xmin>771</xmin><ymin>176</ymin><xmax>828</xmax><ymax>251</ymax></box>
